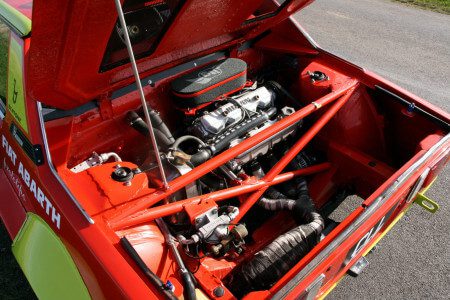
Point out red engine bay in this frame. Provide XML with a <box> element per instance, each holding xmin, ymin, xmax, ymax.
<box><xmin>41</xmin><ymin>49</ymin><xmax>449</xmax><ymax>298</ymax></box>
<box><xmin>21</xmin><ymin>0</ymin><xmax>449</xmax><ymax>299</ymax></box>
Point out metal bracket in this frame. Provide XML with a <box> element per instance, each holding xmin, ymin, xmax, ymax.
<box><xmin>414</xmin><ymin>193</ymin><xmax>439</xmax><ymax>213</ymax></box>
<box><xmin>406</xmin><ymin>168</ymin><xmax>430</xmax><ymax>203</ymax></box>
<box><xmin>347</xmin><ymin>256</ymin><xmax>369</xmax><ymax>277</ymax></box>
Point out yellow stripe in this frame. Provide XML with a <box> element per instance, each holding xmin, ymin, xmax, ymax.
<box><xmin>318</xmin><ymin>277</ymin><xmax>343</xmax><ymax>300</ymax></box>
<box><xmin>317</xmin><ymin>177</ymin><xmax>439</xmax><ymax>299</ymax></box>
<box><xmin>320</xmin><ymin>207</ymin><xmax>410</xmax><ymax>299</ymax></box>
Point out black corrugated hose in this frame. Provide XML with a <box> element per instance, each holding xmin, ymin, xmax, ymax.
<box><xmin>228</xmin><ymin>182</ymin><xmax>324</xmax><ymax>297</ymax></box>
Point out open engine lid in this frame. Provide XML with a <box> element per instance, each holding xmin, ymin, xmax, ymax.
<box><xmin>28</xmin><ymin>0</ymin><xmax>313</xmax><ymax>110</ymax></box>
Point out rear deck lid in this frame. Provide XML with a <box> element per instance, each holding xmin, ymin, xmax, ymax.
<box><xmin>28</xmin><ymin>0</ymin><xmax>313</xmax><ymax>110</ymax></box>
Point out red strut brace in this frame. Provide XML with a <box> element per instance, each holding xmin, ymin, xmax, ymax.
<box><xmin>109</xmin><ymin>80</ymin><xmax>358</xmax><ymax>226</ymax></box>
<box><xmin>235</xmin><ymin>84</ymin><xmax>358</xmax><ymax>222</ymax></box>
<box><xmin>111</xmin><ymin>163</ymin><xmax>332</xmax><ymax>229</ymax></box>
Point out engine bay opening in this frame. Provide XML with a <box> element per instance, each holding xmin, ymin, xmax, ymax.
<box><xmin>42</xmin><ymin>45</ymin><xmax>447</xmax><ymax>299</ymax></box>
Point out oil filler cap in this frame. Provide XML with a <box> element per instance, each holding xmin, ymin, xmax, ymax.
<box><xmin>111</xmin><ymin>166</ymin><xmax>134</xmax><ymax>182</ymax></box>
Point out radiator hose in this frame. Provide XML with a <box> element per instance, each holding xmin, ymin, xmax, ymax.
<box><xmin>127</xmin><ymin>110</ymin><xmax>175</xmax><ymax>149</ymax></box>
<box><xmin>228</xmin><ymin>188</ymin><xmax>324</xmax><ymax>296</ymax></box>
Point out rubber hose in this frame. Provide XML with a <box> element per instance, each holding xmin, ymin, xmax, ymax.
<box><xmin>190</xmin><ymin>149</ymin><xmax>212</xmax><ymax>166</ymax></box>
<box><xmin>127</xmin><ymin>111</ymin><xmax>150</xmax><ymax>136</ymax></box>
<box><xmin>154</xmin><ymin>129</ymin><xmax>175</xmax><ymax>149</ymax></box>
<box><xmin>284</xmin><ymin>152</ymin><xmax>317</xmax><ymax>198</ymax></box>
<box><xmin>155</xmin><ymin>219</ymin><xmax>197</xmax><ymax>300</ymax></box>
<box><xmin>148</xmin><ymin>109</ymin><xmax>175</xmax><ymax>144</ymax></box>
<box><xmin>172</xmin><ymin>135</ymin><xmax>206</xmax><ymax>149</ymax></box>
<box><xmin>258</xmin><ymin>197</ymin><xmax>297</xmax><ymax>211</ymax></box>
<box><xmin>180</xmin><ymin>271</ymin><xmax>197</xmax><ymax>300</ymax></box>
<box><xmin>229</xmin><ymin>198</ymin><xmax>324</xmax><ymax>297</ymax></box>
<box><xmin>120</xmin><ymin>237</ymin><xmax>178</xmax><ymax>300</ymax></box>
<box><xmin>127</xmin><ymin>111</ymin><xmax>175</xmax><ymax>146</ymax></box>
<box><xmin>266</xmin><ymin>80</ymin><xmax>303</xmax><ymax>108</ymax></box>
<box><xmin>200</xmin><ymin>173</ymin><xmax>226</xmax><ymax>190</ymax></box>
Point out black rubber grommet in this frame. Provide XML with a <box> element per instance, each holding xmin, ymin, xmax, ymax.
<box><xmin>111</xmin><ymin>166</ymin><xmax>134</xmax><ymax>182</ymax></box>
<box><xmin>213</xmin><ymin>286</ymin><xmax>225</xmax><ymax>297</ymax></box>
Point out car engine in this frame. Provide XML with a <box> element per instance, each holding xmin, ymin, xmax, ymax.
<box><xmin>74</xmin><ymin>58</ymin><xmax>324</xmax><ymax>295</ymax></box>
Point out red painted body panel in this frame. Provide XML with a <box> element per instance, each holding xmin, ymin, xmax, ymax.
<box><xmin>26</xmin><ymin>0</ymin><xmax>314</xmax><ymax>110</ymax></box>
<box><xmin>0</xmin><ymin>170</ymin><xmax>27</xmax><ymax>238</ymax></box>
<box><xmin>0</xmin><ymin>1</ymin><xmax>449</xmax><ymax>299</ymax></box>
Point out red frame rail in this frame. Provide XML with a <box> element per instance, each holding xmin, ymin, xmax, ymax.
<box><xmin>109</xmin><ymin>80</ymin><xmax>359</xmax><ymax>229</ymax></box>
<box><xmin>111</xmin><ymin>163</ymin><xmax>332</xmax><ymax>229</ymax></box>
<box><xmin>236</xmin><ymin>85</ymin><xmax>357</xmax><ymax>222</ymax></box>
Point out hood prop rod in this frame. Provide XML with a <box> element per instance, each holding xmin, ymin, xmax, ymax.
<box><xmin>113</xmin><ymin>0</ymin><xmax>169</xmax><ymax>190</ymax></box>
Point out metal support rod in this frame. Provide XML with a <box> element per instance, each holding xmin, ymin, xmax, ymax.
<box><xmin>113</xmin><ymin>0</ymin><xmax>169</xmax><ymax>189</ymax></box>
<box><xmin>235</xmin><ymin>85</ymin><xmax>358</xmax><ymax>222</ymax></box>
<box><xmin>155</xmin><ymin>219</ymin><xmax>197</xmax><ymax>300</ymax></box>
<box><xmin>109</xmin><ymin>80</ymin><xmax>358</xmax><ymax>225</ymax></box>
<box><xmin>111</xmin><ymin>163</ymin><xmax>332</xmax><ymax>229</ymax></box>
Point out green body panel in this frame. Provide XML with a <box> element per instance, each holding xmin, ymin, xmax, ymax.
<box><xmin>12</xmin><ymin>213</ymin><xmax>91</xmax><ymax>300</ymax></box>
<box><xmin>0</xmin><ymin>1</ymin><xmax>31</xmax><ymax>37</ymax></box>
<box><xmin>0</xmin><ymin>19</ymin><xmax>9</xmax><ymax>105</ymax></box>
<box><xmin>7</xmin><ymin>34</ymin><xmax>28</xmax><ymax>132</ymax></box>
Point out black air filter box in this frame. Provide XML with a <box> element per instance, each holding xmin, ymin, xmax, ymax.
<box><xmin>171</xmin><ymin>58</ymin><xmax>247</xmax><ymax>109</ymax></box>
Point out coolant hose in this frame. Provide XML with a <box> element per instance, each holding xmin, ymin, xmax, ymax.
<box><xmin>229</xmin><ymin>196</ymin><xmax>324</xmax><ymax>296</ymax></box>
<box><xmin>127</xmin><ymin>111</ymin><xmax>175</xmax><ymax>148</ymax></box>
<box><xmin>266</xmin><ymin>80</ymin><xmax>303</xmax><ymax>108</ymax></box>
<box><xmin>148</xmin><ymin>109</ymin><xmax>175</xmax><ymax>144</ymax></box>
<box><xmin>155</xmin><ymin>219</ymin><xmax>197</xmax><ymax>300</ymax></box>
<box><xmin>172</xmin><ymin>135</ymin><xmax>206</xmax><ymax>149</ymax></box>
<box><xmin>120</xmin><ymin>237</ymin><xmax>178</xmax><ymax>300</ymax></box>
<box><xmin>190</xmin><ymin>149</ymin><xmax>212</xmax><ymax>166</ymax></box>
<box><xmin>172</xmin><ymin>135</ymin><xmax>212</xmax><ymax>167</ymax></box>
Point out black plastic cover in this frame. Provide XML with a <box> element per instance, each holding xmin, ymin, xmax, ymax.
<box><xmin>171</xmin><ymin>58</ymin><xmax>247</xmax><ymax>108</ymax></box>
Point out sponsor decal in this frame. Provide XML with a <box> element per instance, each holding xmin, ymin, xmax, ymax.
<box><xmin>7</xmin><ymin>34</ymin><xmax>28</xmax><ymax>133</ymax></box>
<box><xmin>344</xmin><ymin>205</ymin><xmax>396</xmax><ymax>265</ymax></box>
<box><xmin>187</xmin><ymin>66</ymin><xmax>222</xmax><ymax>85</ymax></box>
<box><xmin>2</xmin><ymin>134</ymin><xmax>60</xmax><ymax>228</ymax></box>
<box><xmin>3</xmin><ymin>158</ymin><xmax>25</xmax><ymax>201</ymax></box>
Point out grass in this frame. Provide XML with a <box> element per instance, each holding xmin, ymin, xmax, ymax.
<box><xmin>0</xmin><ymin>222</ymin><xmax>36</xmax><ymax>300</ymax></box>
<box><xmin>393</xmin><ymin>0</ymin><xmax>450</xmax><ymax>14</ymax></box>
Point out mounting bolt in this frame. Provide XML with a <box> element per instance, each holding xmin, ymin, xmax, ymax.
<box><xmin>213</xmin><ymin>286</ymin><xmax>225</xmax><ymax>297</ymax></box>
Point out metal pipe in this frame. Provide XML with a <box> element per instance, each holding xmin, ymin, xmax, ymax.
<box><xmin>155</xmin><ymin>219</ymin><xmax>197</xmax><ymax>300</ymax></box>
<box><xmin>235</xmin><ymin>85</ymin><xmax>358</xmax><ymax>222</ymax></box>
<box><xmin>110</xmin><ymin>163</ymin><xmax>331</xmax><ymax>229</ymax></box>
<box><xmin>120</xmin><ymin>237</ymin><xmax>177</xmax><ymax>300</ymax></box>
<box><xmin>113</xmin><ymin>0</ymin><xmax>169</xmax><ymax>189</ymax></box>
<box><xmin>109</xmin><ymin>81</ymin><xmax>357</xmax><ymax>225</ymax></box>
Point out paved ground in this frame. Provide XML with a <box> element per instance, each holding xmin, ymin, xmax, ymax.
<box><xmin>296</xmin><ymin>1</ymin><xmax>449</xmax><ymax>299</ymax></box>
<box><xmin>0</xmin><ymin>222</ymin><xmax>36</xmax><ymax>299</ymax></box>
